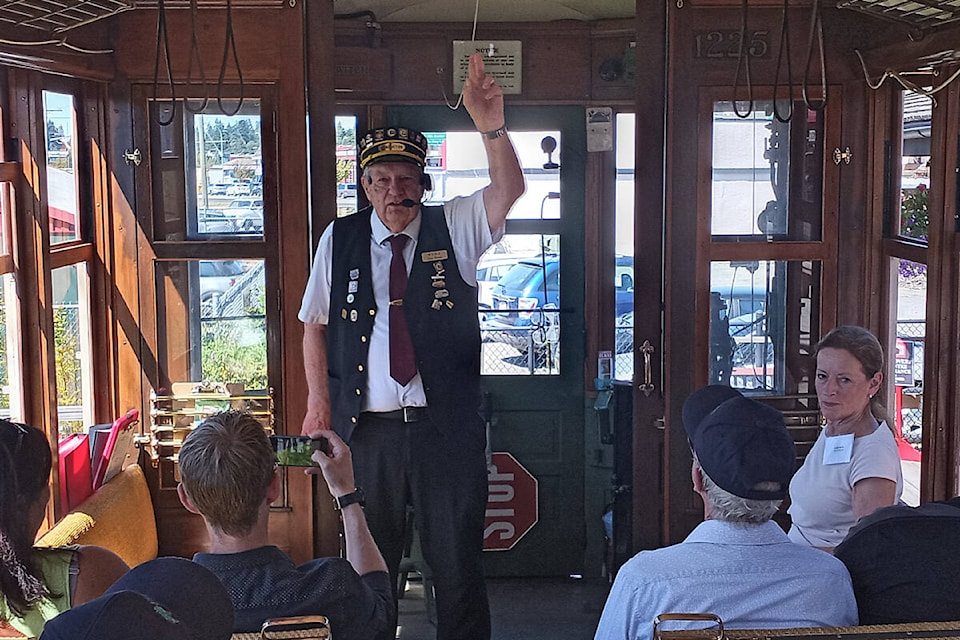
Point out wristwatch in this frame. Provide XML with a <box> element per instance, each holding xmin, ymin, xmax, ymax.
<box><xmin>333</xmin><ymin>488</ymin><xmax>365</xmax><ymax>510</ymax></box>
<box><xmin>482</xmin><ymin>126</ymin><xmax>507</xmax><ymax>140</ymax></box>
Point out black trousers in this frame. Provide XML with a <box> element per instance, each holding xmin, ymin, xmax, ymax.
<box><xmin>351</xmin><ymin>412</ymin><xmax>490</xmax><ymax>640</ymax></box>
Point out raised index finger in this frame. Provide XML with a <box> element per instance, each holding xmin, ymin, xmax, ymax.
<box><xmin>469</xmin><ymin>52</ymin><xmax>485</xmax><ymax>81</ymax></box>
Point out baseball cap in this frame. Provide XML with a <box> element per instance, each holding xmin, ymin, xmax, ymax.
<box><xmin>358</xmin><ymin>126</ymin><xmax>428</xmax><ymax>170</ymax></box>
<box><xmin>683</xmin><ymin>385</ymin><xmax>796</xmax><ymax>500</ymax></box>
<box><xmin>40</xmin><ymin>557</ymin><xmax>234</xmax><ymax>640</ymax></box>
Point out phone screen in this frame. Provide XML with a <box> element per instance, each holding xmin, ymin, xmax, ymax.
<box><xmin>270</xmin><ymin>435</ymin><xmax>327</xmax><ymax>467</ymax></box>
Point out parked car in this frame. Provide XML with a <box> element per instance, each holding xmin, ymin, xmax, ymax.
<box><xmin>476</xmin><ymin>254</ymin><xmax>531</xmax><ymax>310</ymax></box>
<box><xmin>199</xmin><ymin>260</ymin><xmax>246</xmax><ymax>316</ymax></box>
<box><xmin>223</xmin><ymin>197</ymin><xmax>264</xmax><ymax>232</ymax></box>
<box><xmin>226</xmin><ymin>182</ymin><xmax>251</xmax><ymax>197</ymax></box>
<box><xmin>484</xmin><ymin>255</ymin><xmax>634</xmax><ymax>351</ymax></box>
<box><xmin>337</xmin><ymin>183</ymin><xmax>358</xmax><ymax>206</ymax></box>
<box><xmin>198</xmin><ymin>209</ymin><xmax>235</xmax><ymax>234</ymax></box>
<box><xmin>615</xmin><ymin>286</ymin><xmax>772</xmax><ymax>379</ymax></box>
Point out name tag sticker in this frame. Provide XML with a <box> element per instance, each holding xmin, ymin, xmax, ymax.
<box><xmin>823</xmin><ymin>433</ymin><xmax>854</xmax><ymax>465</ymax></box>
<box><xmin>421</xmin><ymin>250</ymin><xmax>448</xmax><ymax>262</ymax></box>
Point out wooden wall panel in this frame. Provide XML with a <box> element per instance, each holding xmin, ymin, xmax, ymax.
<box><xmin>331</xmin><ymin>19</ymin><xmax>635</xmax><ymax>103</ymax></box>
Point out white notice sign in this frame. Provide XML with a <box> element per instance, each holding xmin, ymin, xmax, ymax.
<box><xmin>453</xmin><ymin>40</ymin><xmax>522</xmax><ymax>95</ymax></box>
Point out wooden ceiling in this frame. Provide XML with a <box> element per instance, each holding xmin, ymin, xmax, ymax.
<box><xmin>0</xmin><ymin>0</ymin><xmax>957</xmax><ymax>42</ymax></box>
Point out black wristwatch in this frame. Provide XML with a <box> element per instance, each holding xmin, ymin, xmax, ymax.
<box><xmin>333</xmin><ymin>488</ymin><xmax>365</xmax><ymax>510</ymax></box>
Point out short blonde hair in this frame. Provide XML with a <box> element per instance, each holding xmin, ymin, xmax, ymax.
<box><xmin>178</xmin><ymin>411</ymin><xmax>275</xmax><ymax>537</ymax></box>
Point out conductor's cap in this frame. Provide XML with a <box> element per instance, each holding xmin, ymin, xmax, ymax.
<box><xmin>359</xmin><ymin>127</ymin><xmax>428</xmax><ymax>171</ymax></box>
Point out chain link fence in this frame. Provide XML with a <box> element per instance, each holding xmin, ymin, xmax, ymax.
<box><xmin>897</xmin><ymin>320</ymin><xmax>924</xmax><ymax>446</ymax></box>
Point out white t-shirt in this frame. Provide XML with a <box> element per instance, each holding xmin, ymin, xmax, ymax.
<box><xmin>788</xmin><ymin>421</ymin><xmax>903</xmax><ymax>548</ymax></box>
<box><xmin>298</xmin><ymin>190</ymin><xmax>502</xmax><ymax>412</ymax></box>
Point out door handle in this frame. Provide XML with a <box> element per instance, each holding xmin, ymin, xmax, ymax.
<box><xmin>637</xmin><ymin>339</ymin><xmax>655</xmax><ymax>397</ymax></box>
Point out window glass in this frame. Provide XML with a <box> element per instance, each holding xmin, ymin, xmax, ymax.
<box><xmin>893</xmin><ymin>259</ymin><xmax>925</xmax><ymax>506</ymax></box>
<box><xmin>336</xmin><ymin>116</ymin><xmax>359</xmax><ymax>217</ymax></box>
<box><xmin>708</xmin><ymin>259</ymin><xmax>821</xmax><ymax>396</ymax></box>
<box><xmin>43</xmin><ymin>91</ymin><xmax>80</xmax><ymax>244</ymax></box>
<box><xmin>155</xmin><ymin>100</ymin><xmax>264</xmax><ymax>240</ymax></box>
<box><xmin>711</xmin><ymin>100</ymin><xmax>823</xmax><ymax>242</ymax></box>
<box><xmin>615</xmin><ymin>113</ymin><xmax>635</xmax><ymax>381</ymax></box>
<box><xmin>899</xmin><ymin>93</ymin><xmax>931</xmax><ymax>243</ymax></box>
<box><xmin>480</xmin><ymin>234</ymin><xmax>560</xmax><ymax>375</ymax></box>
<box><xmin>53</xmin><ymin>263</ymin><xmax>93</xmax><ymax>436</ymax></box>
<box><xmin>423</xmin><ymin>130</ymin><xmax>561</xmax><ymax>220</ymax></box>
<box><xmin>0</xmin><ymin>274</ymin><xmax>23</xmax><ymax>421</ymax></box>
<box><xmin>156</xmin><ymin>259</ymin><xmax>267</xmax><ymax>390</ymax></box>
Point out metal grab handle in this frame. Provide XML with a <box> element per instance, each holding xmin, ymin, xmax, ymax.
<box><xmin>653</xmin><ymin>613</ymin><xmax>724</xmax><ymax>640</ymax></box>
<box><xmin>638</xmin><ymin>339</ymin><xmax>655</xmax><ymax>397</ymax></box>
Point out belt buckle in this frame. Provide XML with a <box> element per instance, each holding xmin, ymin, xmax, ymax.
<box><xmin>402</xmin><ymin>406</ymin><xmax>417</xmax><ymax>422</ymax></box>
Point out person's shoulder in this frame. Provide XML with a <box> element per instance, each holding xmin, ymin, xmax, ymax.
<box><xmin>73</xmin><ymin>545</ymin><xmax>130</xmax><ymax>605</ymax></box>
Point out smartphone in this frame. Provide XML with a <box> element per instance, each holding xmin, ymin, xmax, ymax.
<box><xmin>269</xmin><ymin>435</ymin><xmax>329</xmax><ymax>467</ymax></box>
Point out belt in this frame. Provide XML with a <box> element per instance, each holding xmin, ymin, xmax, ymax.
<box><xmin>362</xmin><ymin>406</ymin><xmax>429</xmax><ymax>423</ymax></box>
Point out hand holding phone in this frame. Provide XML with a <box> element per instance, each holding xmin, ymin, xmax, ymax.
<box><xmin>270</xmin><ymin>435</ymin><xmax>329</xmax><ymax>467</ymax></box>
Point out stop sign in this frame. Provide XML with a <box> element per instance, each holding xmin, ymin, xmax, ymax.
<box><xmin>484</xmin><ymin>452</ymin><xmax>538</xmax><ymax>551</ymax></box>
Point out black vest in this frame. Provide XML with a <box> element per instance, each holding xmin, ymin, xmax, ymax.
<box><xmin>327</xmin><ymin>206</ymin><xmax>482</xmax><ymax>442</ymax></box>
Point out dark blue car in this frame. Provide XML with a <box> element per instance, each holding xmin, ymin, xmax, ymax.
<box><xmin>484</xmin><ymin>255</ymin><xmax>634</xmax><ymax>351</ymax></box>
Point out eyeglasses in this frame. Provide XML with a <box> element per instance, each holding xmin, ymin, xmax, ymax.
<box><xmin>1</xmin><ymin>419</ymin><xmax>29</xmax><ymax>456</ymax></box>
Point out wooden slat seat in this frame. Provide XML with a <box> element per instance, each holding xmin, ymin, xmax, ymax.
<box><xmin>654</xmin><ymin>613</ymin><xmax>960</xmax><ymax>640</ymax></box>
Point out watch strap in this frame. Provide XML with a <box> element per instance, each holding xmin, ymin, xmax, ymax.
<box><xmin>482</xmin><ymin>126</ymin><xmax>507</xmax><ymax>140</ymax></box>
<box><xmin>333</xmin><ymin>488</ymin><xmax>365</xmax><ymax>510</ymax></box>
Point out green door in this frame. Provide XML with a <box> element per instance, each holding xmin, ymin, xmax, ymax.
<box><xmin>389</xmin><ymin>106</ymin><xmax>587</xmax><ymax>576</ymax></box>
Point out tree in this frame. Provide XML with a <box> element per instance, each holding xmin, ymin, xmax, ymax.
<box><xmin>899</xmin><ymin>184</ymin><xmax>928</xmax><ymax>279</ymax></box>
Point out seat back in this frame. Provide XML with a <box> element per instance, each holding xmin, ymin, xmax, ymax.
<box><xmin>231</xmin><ymin>615</ymin><xmax>331</xmax><ymax>640</ymax></box>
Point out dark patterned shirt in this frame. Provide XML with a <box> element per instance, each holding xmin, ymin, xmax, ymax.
<box><xmin>194</xmin><ymin>545</ymin><xmax>393</xmax><ymax>638</ymax></box>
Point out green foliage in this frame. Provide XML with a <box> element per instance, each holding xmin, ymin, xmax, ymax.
<box><xmin>337</xmin><ymin>159</ymin><xmax>353</xmax><ymax>184</ymax></box>
<box><xmin>899</xmin><ymin>185</ymin><xmax>929</xmax><ymax>279</ymax></box>
<box><xmin>54</xmin><ymin>307</ymin><xmax>82</xmax><ymax>406</ymax></box>
<box><xmin>336</xmin><ymin>121</ymin><xmax>354</xmax><ymax>146</ymax></box>
<box><xmin>200</xmin><ymin>286</ymin><xmax>267</xmax><ymax>390</ymax></box>
<box><xmin>204</xmin><ymin>118</ymin><xmax>261</xmax><ymax>161</ymax></box>
<box><xmin>900</xmin><ymin>185</ymin><xmax>929</xmax><ymax>240</ymax></box>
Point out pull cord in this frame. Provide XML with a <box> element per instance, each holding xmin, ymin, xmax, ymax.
<box><xmin>217</xmin><ymin>0</ymin><xmax>244</xmax><ymax>117</ymax></box>
<box><xmin>439</xmin><ymin>0</ymin><xmax>481</xmax><ymax>110</ymax></box>
<box><xmin>772</xmin><ymin>0</ymin><xmax>794</xmax><ymax>123</ymax></box>
<box><xmin>802</xmin><ymin>0</ymin><xmax>827</xmax><ymax>111</ymax></box>
<box><xmin>732</xmin><ymin>0</ymin><xmax>753</xmax><ymax>119</ymax></box>
<box><xmin>152</xmin><ymin>0</ymin><xmax>177</xmax><ymax>126</ymax></box>
<box><xmin>184</xmin><ymin>0</ymin><xmax>210</xmax><ymax>114</ymax></box>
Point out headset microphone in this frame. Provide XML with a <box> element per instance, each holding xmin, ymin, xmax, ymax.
<box><xmin>400</xmin><ymin>199</ymin><xmax>419</xmax><ymax>208</ymax></box>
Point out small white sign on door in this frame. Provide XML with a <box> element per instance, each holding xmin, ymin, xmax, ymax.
<box><xmin>453</xmin><ymin>40</ymin><xmax>522</xmax><ymax>95</ymax></box>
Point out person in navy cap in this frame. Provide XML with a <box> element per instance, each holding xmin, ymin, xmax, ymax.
<box><xmin>299</xmin><ymin>52</ymin><xmax>524</xmax><ymax>640</ymax></box>
<box><xmin>39</xmin><ymin>556</ymin><xmax>234</xmax><ymax>640</ymax></box>
<box><xmin>595</xmin><ymin>385</ymin><xmax>859</xmax><ymax>640</ymax></box>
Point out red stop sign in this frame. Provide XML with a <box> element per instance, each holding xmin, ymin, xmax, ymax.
<box><xmin>484</xmin><ymin>452</ymin><xmax>539</xmax><ymax>551</ymax></box>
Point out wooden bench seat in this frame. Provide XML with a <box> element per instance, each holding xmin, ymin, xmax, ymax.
<box><xmin>655</xmin><ymin>614</ymin><xmax>960</xmax><ymax>640</ymax></box>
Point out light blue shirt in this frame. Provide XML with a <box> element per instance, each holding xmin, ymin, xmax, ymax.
<box><xmin>594</xmin><ymin>520</ymin><xmax>858</xmax><ymax>640</ymax></box>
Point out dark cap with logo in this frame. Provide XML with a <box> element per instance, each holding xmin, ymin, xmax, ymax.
<box><xmin>683</xmin><ymin>385</ymin><xmax>796</xmax><ymax>500</ymax></box>
<box><xmin>359</xmin><ymin>126</ymin><xmax>428</xmax><ymax>170</ymax></box>
<box><xmin>39</xmin><ymin>557</ymin><xmax>234</xmax><ymax>640</ymax></box>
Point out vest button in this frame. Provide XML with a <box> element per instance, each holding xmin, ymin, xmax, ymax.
<box><xmin>351</xmin><ymin>416</ymin><xmax>357</xmax><ymax>423</ymax></box>
<box><xmin>361</xmin><ymin>335</ymin><xmax>367</xmax><ymax>343</ymax></box>
<box><xmin>369</xmin><ymin>309</ymin><xmax>376</xmax><ymax>316</ymax></box>
<box><xmin>358</xmin><ymin>364</ymin><xmax>364</xmax><ymax>372</ymax></box>
<box><xmin>355</xmin><ymin>388</ymin><xmax>361</xmax><ymax>395</ymax></box>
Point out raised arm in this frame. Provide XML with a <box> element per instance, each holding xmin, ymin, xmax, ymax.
<box><xmin>462</xmin><ymin>52</ymin><xmax>525</xmax><ymax>231</ymax></box>
<box><xmin>301</xmin><ymin>323</ymin><xmax>331</xmax><ymax>438</ymax></box>
<box><xmin>311</xmin><ymin>430</ymin><xmax>388</xmax><ymax>576</ymax></box>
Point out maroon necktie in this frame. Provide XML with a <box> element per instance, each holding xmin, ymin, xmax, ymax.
<box><xmin>387</xmin><ymin>234</ymin><xmax>416</xmax><ymax>385</ymax></box>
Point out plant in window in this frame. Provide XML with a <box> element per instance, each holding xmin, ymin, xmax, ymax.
<box><xmin>899</xmin><ymin>184</ymin><xmax>928</xmax><ymax>279</ymax></box>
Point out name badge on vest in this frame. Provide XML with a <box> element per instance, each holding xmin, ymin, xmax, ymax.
<box><xmin>823</xmin><ymin>433</ymin><xmax>854</xmax><ymax>465</ymax></box>
<box><xmin>421</xmin><ymin>250</ymin><xmax>448</xmax><ymax>262</ymax></box>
